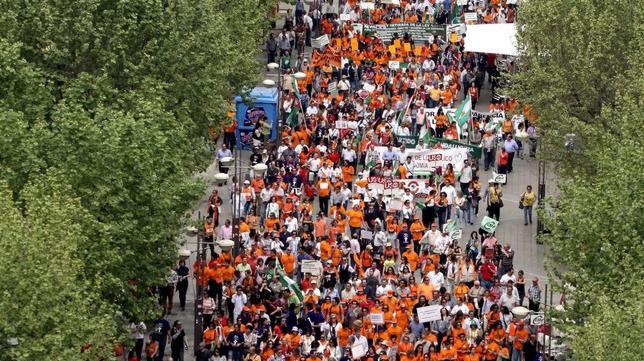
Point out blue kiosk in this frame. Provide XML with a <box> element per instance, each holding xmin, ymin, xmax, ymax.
<box><xmin>234</xmin><ymin>87</ymin><xmax>279</xmax><ymax>150</ymax></box>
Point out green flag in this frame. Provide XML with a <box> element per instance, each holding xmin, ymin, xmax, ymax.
<box><xmin>279</xmin><ymin>272</ymin><xmax>304</xmax><ymax>303</ymax></box>
<box><xmin>480</xmin><ymin>216</ymin><xmax>499</xmax><ymax>234</ymax></box>
<box><xmin>415</xmin><ymin>201</ymin><xmax>426</xmax><ymax>210</ymax></box>
<box><xmin>291</xmin><ymin>75</ymin><xmax>301</xmax><ymax>99</ymax></box>
<box><xmin>288</xmin><ymin>103</ymin><xmax>300</xmax><ymax>128</ymax></box>
<box><xmin>448</xmin><ymin>95</ymin><xmax>472</xmax><ymax>138</ymax></box>
<box><xmin>443</xmin><ymin>219</ymin><xmax>459</xmax><ymax>234</ymax></box>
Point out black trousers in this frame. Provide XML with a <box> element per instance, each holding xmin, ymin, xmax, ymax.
<box><xmin>224</xmin><ymin>132</ymin><xmax>236</xmax><ymax>150</ymax></box>
<box><xmin>507</xmin><ymin>151</ymin><xmax>516</xmax><ymax>172</ymax></box>
<box><xmin>488</xmin><ymin>203</ymin><xmax>501</xmax><ymax>221</ymax></box>
<box><xmin>529</xmin><ymin>299</ymin><xmax>540</xmax><ymax>312</ymax></box>
<box><xmin>319</xmin><ymin>196</ymin><xmax>329</xmax><ymax>215</ymax></box>
<box><xmin>176</xmin><ymin>280</ymin><xmax>188</xmax><ymax>309</ymax></box>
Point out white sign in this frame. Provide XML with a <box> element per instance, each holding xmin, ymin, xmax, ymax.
<box><xmin>340</xmin><ymin>13</ymin><xmax>351</xmax><ymax>21</ymax></box>
<box><xmin>370</xmin><ymin>313</ymin><xmax>385</xmax><ymax>325</ymax></box>
<box><xmin>352</xmin><ymin>23</ymin><xmax>364</xmax><ymax>34</ymax></box>
<box><xmin>464</xmin><ymin>12</ymin><xmax>478</xmax><ymax>22</ymax></box>
<box><xmin>492</xmin><ymin>172</ymin><xmax>507</xmax><ymax>184</ymax></box>
<box><xmin>388</xmin><ymin>198</ymin><xmax>403</xmax><ymax>211</ymax></box>
<box><xmin>449</xmin><ymin>229</ymin><xmax>462</xmax><ymax>240</ymax></box>
<box><xmin>360</xmin><ymin>229</ymin><xmax>373</xmax><ymax>240</ymax></box>
<box><xmin>457</xmin><ymin>0</ymin><xmax>468</xmax><ymax>5</ymax></box>
<box><xmin>417</xmin><ymin>305</ymin><xmax>442</xmax><ymax>323</ymax></box>
<box><xmin>362</xmin><ymin>83</ymin><xmax>376</xmax><ymax>93</ymax></box>
<box><xmin>312</xmin><ymin>35</ymin><xmax>329</xmax><ymax>49</ymax></box>
<box><xmin>351</xmin><ymin>344</ymin><xmax>367</xmax><ymax>359</ymax></box>
<box><xmin>367</xmin><ymin>177</ymin><xmax>433</xmax><ymax>198</ymax></box>
<box><xmin>328</xmin><ymin>82</ymin><xmax>338</xmax><ymax>97</ymax></box>
<box><xmin>335</xmin><ymin>120</ymin><xmax>359</xmax><ymax>130</ymax></box>
<box><xmin>388</xmin><ymin>60</ymin><xmax>400</xmax><ymax>69</ymax></box>
<box><xmin>373</xmin><ymin>146</ymin><xmax>470</xmax><ymax>174</ymax></box>
<box><xmin>381</xmin><ymin>0</ymin><xmax>400</xmax><ymax>4</ymax></box>
<box><xmin>530</xmin><ymin>312</ymin><xmax>545</xmax><ymax>326</ymax></box>
<box><xmin>360</xmin><ymin>2</ymin><xmax>375</xmax><ymax>10</ymax></box>
<box><xmin>301</xmin><ymin>260</ymin><xmax>322</xmax><ymax>275</ymax></box>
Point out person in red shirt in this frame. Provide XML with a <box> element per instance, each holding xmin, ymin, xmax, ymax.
<box><xmin>497</xmin><ymin>149</ymin><xmax>509</xmax><ymax>175</ymax></box>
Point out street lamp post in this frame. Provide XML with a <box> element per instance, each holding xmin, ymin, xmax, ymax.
<box><xmin>266</xmin><ymin>62</ymin><xmax>282</xmax><ymax>150</ymax></box>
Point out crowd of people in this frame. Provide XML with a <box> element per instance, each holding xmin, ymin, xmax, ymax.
<box><xmin>131</xmin><ymin>1</ymin><xmax>550</xmax><ymax>361</ymax></box>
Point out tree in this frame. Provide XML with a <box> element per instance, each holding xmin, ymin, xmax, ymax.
<box><xmin>514</xmin><ymin>1</ymin><xmax>644</xmax><ymax>359</ymax></box>
<box><xmin>0</xmin><ymin>176</ymin><xmax>118</xmax><ymax>361</ymax></box>
<box><xmin>0</xmin><ymin>0</ymin><xmax>275</xmax><ymax>355</ymax></box>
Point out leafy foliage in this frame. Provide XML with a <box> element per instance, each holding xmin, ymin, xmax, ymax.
<box><xmin>515</xmin><ymin>1</ymin><xmax>644</xmax><ymax>359</ymax></box>
<box><xmin>0</xmin><ymin>0</ymin><xmax>274</xmax><ymax>357</ymax></box>
<box><xmin>0</xmin><ymin>176</ymin><xmax>118</xmax><ymax>361</ymax></box>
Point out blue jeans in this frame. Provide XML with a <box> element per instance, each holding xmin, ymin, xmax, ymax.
<box><xmin>511</xmin><ymin>347</ymin><xmax>522</xmax><ymax>361</ymax></box>
<box><xmin>524</xmin><ymin>205</ymin><xmax>533</xmax><ymax>224</ymax></box>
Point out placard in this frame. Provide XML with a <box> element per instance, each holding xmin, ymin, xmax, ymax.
<box><xmin>403</xmin><ymin>43</ymin><xmax>411</xmax><ymax>52</ymax></box>
<box><xmin>335</xmin><ymin>120</ymin><xmax>359</xmax><ymax>130</ymax></box>
<box><xmin>492</xmin><ymin>172</ymin><xmax>507</xmax><ymax>184</ymax></box>
<box><xmin>360</xmin><ymin>229</ymin><xmax>373</xmax><ymax>240</ymax></box>
<box><xmin>312</xmin><ymin>35</ymin><xmax>329</xmax><ymax>49</ymax></box>
<box><xmin>301</xmin><ymin>259</ymin><xmax>322</xmax><ymax>275</ymax></box>
<box><xmin>360</xmin><ymin>2</ymin><xmax>375</xmax><ymax>10</ymax></box>
<box><xmin>388</xmin><ymin>60</ymin><xmax>400</xmax><ymax>69</ymax></box>
<box><xmin>464</xmin><ymin>12</ymin><xmax>478</xmax><ymax>22</ymax></box>
<box><xmin>417</xmin><ymin>305</ymin><xmax>442</xmax><ymax>323</ymax></box>
<box><xmin>370</xmin><ymin>313</ymin><xmax>385</xmax><ymax>325</ymax></box>
<box><xmin>388</xmin><ymin>198</ymin><xmax>403</xmax><ymax>211</ymax></box>
<box><xmin>457</xmin><ymin>0</ymin><xmax>468</xmax><ymax>5</ymax></box>
<box><xmin>530</xmin><ymin>312</ymin><xmax>545</xmax><ymax>326</ymax></box>
<box><xmin>340</xmin><ymin>13</ymin><xmax>351</xmax><ymax>21</ymax></box>
<box><xmin>480</xmin><ymin>216</ymin><xmax>499</xmax><ymax>234</ymax></box>
<box><xmin>351</xmin><ymin>344</ymin><xmax>367</xmax><ymax>359</ymax></box>
<box><xmin>362</xmin><ymin>83</ymin><xmax>376</xmax><ymax>93</ymax></box>
<box><xmin>328</xmin><ymin>82</ymin><xmax>338</xmax><ymax>97</ymax></box>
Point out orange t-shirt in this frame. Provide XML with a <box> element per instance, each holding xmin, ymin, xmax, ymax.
<box><xmin>347</xmin><ymin>209</ymin><xmax>364</xmax><ymax>228</ymax></box>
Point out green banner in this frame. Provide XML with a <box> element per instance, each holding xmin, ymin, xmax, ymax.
<box><xmin>480</xmin><ymin>216</ymin><xmax>499</xmax><ymax>234</ymax></box>
<box><xmin>396</xmin><ymin>135</ymin><xmax>419</xmax><ymax>147</ymax></box>
<box><xmin>362</xmin><ymin>23</ymin><xmax>447</xmax><ymax>43</ymax></box>
<box><xmin>426</xmin><ymin>136</ymin><xmax>483</xmax><ymax>159</ymax></box>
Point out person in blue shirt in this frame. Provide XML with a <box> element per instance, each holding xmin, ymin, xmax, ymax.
<box><xmin>503</xmin><ymin>134</ymin><xmax>520</xmax><ymax>173</ymax></box>
<box><xmin>227</xmin><ymin>323</ymin><xmax>245</xmax><ymax>361</ymax></box>
<box><xmin>397</xmin><ymin>223</ymin><xmax>413</xmax><ymax>251</ymax></box>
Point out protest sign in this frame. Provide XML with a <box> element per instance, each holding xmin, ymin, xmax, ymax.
<box><xmin>530</xmin><ymin>312</ymin><xmax>545</xmax><ymax>326</ymax></box>
<box><xmin>362</xmin><ymin>23</ymin><xmax>446</xmax><ymax>42</ymax></box>
<box><xmin>417</xmin><ymin>305</ymin><xmax>442</xmax><ymax>323</ymax></box>
<box><xmin>388</xmin><ymin>198</ymin><xmax>403</xmax><ymax>211</ymax></box>
<box><xmin>396</xmin><ymin>135</ymin><xmax>419</xmax><ymax>147</ymax></box>
<box><xmin>328</xmin><ymin>82</ymin><xmax>338</xmax><ymax>97</ymax></box>
<box><xmin>370</xmin><ymin>313</ymin><xmax>385</xmax><ymax>325</ymax></box>
<box><xmin>301</xmin><ymin>260</ymin><xmax>322</xmax><ymax>275</ymax></box>
<box><xmin>336</xmin><ymin>120</ymin><xmax>359</xmax><ymax>130</ymax></box>
<box><xmin>360</xmin><ymin>229</ymin><xmax>373</xmax><ymax>240</ymax></box>
<box><xmin>351</xmin><ymin>344</ymin><xmax>367</xmax><ymax>359</ymax></box>
<box><xmin>367</xmin><ymin>177</ymin><xmax>432</xmax><ymax>198</ymax></box>
<box><xmin>443</xmin><ymin>219</ymin><xmax>462</xmax><ymax>239</ymax></box>
<box><xmin>425</xmin><ymin>136</ymin><xmax>483</xmax><ymax>159</ymax></box>
<box><xmin>362</xmin><ymin>83</ymin><xmax>376</xmax><ymax>93</ymax></box>
<box><xmin>492</xmin><ymin>172</ymin><xmax>507</xmax><ymax>184</ymax></box>
<box><xmin>464</xmin><ymin>12</ymin><xmax>478</xmax><ymax>24</ymax></box>
<box><xmin>388</xmin><ymin>60</ymin><xmax>400</xmax><ymax>69</ymax></box>
<box><xmin>374</xmin><ymin>146</ymin><xmax>469</xmax><ymax>174</ymax></box>
<box><xmin>480</xmin><ymin>216</ymin><xmax>499</xmax><ymax>234</ymax></box>
<box><xmin>340</xmin><ymin>13</ymin><xmax>351</xmax><ymax>21</ymax></box>
<box><xmin>312</xmin><ymin>35</ymin><xmax>329</xmax><ymax>49</ymax></box>
<box><xmin>360</xmin><ymin>2</ymin><xmax>375</xmax><ymax>10</ymax></box>
<box><xmin>457</xmin><ymin>0</ymin><xmax>468</xmax><ymax>5</ymax></box>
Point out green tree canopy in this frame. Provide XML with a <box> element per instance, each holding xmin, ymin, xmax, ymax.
<box><xmin>514</xmin><ymin>0</ymin><xmax>644</xmax><ymax>359</ymax></box>
<box><xmin>0</xmin><ymin>0</ymin><xmax>274</xmax><ymax>358</ymax></box>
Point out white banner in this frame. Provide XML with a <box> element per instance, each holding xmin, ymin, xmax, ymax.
<box><xmin>301</xmin><ymin>260</ymin><xmax>322</xmax><ymax>275</ymax></box>
<box><xmin>367</xmin><ymin>177</ymin><xmax>433</xmax><ymax>198</ymax></box>
<box><xmin>340</xmin><ymin>13</ymin><xmax>351</xmax><ymax>21</ymax></box>
<box><xmin>417</xmin><ymin>305</ymin><xmax>442</xmax><ymax>323</ymax></box>
<box><xmin>360</xmin><ymin>2</ymin><xmax>375</xmax><ymax>10</ymax></box>
<box><xmin>335</xmin><ymin>120</ymin><xmax>359</xmax><ymax>130</ymax></box>
<box><xmin>373</xmin><ymin>146</ymin><xmax>469</xmax><ymax>174</ymax></box>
